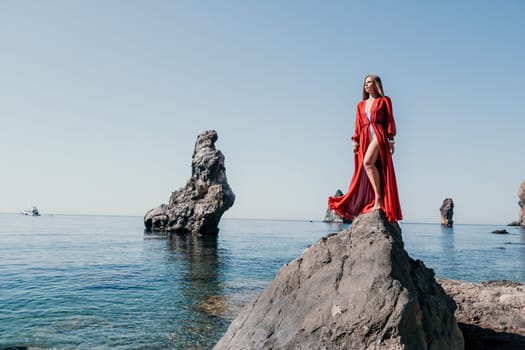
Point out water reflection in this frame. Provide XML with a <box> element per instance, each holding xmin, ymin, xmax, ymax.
<box><xmin>440</xmin><ymin>225</ymin><xmax>455</xmax><ymax>249</ymax></box>
<box><xmin>165</xmin><ymin>233</ymin><xmax>227</xmax><ymax>348</ymax></box>
<box><xmin>438</xmin><ymin>225</ymin><xmax>457</xmax><ymax>277</ymax></box>
<box><xmin>440</xmin><ymin>225</ymin><xmax>454</xmax><ymax>234</ymax></box>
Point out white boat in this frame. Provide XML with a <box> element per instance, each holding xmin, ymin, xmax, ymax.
<box><xmin>22</xmin><ymin>206</ymin><xmax>40</xmax><ymax>216</ymax></box>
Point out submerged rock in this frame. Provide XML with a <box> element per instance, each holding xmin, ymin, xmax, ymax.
<box><xmin>198</xmin><ymin>295</ymin><xmax>228</xmax><ymax>316</ymax></box>
<box><xmin>440</xmin><ymin>198</ymin><xmax>454</xmax><ymax>227</ymax></box>
<box><xmin>439</xmin><ymin>279</ymin><xmax>525</xmax><ymax>350</ymax></box>
<box><xmin>144</xmin><ymin>130</ymin><xmax>235</xmax><ymax>235</ymax></box>
<box><xmin>214</xmin><ymin>211</ymin><xmax>463</xmax><ymax>350</ymax></box>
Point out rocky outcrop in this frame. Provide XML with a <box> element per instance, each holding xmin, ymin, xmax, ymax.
<box><xmin>323</xmin><ymin>189</ymin><xmax>346</xmax><ymax>223</ymax></box>
<box><xmin>509</xmin><ymin>181</ymin><xmax>525</xmax><ymax>226</ymax></box>
<box><xmin>491</xmin><ymin>229</ymin><xmax>508</xmax><ymax>234</ymax></box>
<box><xmin>144</xmin><ymin>130</ymin><xmax>235</xmax><ymax>235</ymax></box>
<box><xmin>214</xmin><ymin>211</ymin><xmax>464</xmax><ymax>350</ymax></box>
<box><xmin>440</xmin><ymin>198</ymin><xmax>454</xmax><ymax>227</ymax></box>
<box><xmin>439</xmin><ymin>279</ymin><xmax>525</xmax><ymax>350</ymax></box>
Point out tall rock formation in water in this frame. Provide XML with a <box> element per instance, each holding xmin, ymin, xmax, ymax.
<box><xmin>214</xmin><ymin>211</ymin><xmax>464</xmax><ymax>350</ymax></box>
<box><xmin>144</xmin><ymin>130</ymin><xmax>235</xmax><ymax>235</ymax></box>
<box><xmin>509</xmin><ymin>181</ymin><xmax>525</xmax><ymax>227</ymax></box>
<box><xmin>440</xmin><ymin>198</ymin><xmax>454</xmax><ymax>227</ymax></box>
<box><xmin>323</xmin><ymin>189</ymin><xmax>345</xmax><ymax>223</ymax></box>
<box><xmin>519</xmin><ymin>181</ymin><xmax>525</xmax><ymax>226</ymax></box>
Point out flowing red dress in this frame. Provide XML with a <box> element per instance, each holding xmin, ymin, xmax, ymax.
<box><xmin>328</xmin><ymin>96</ymin><xmax>402</xmax><ymax>222</ymax></box>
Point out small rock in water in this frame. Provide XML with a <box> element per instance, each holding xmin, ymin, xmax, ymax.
<box><xmin>491</xmin><ymin>229</ymin><xmax>508</xmax><ymax>234</ymax></box>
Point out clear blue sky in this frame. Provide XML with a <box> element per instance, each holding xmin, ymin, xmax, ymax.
<box><xmin>1</xmin><ymin>1</ymin><xmax>524</xmax><ymax>224</ymax></box>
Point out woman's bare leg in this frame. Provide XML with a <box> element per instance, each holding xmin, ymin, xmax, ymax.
<box><xmin>363</xmin><ymin>138</ymin><xmax>383</xmax><ymax>211</ymax></box>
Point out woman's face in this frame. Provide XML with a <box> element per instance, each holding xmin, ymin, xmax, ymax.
<box><xmin>364</xmin><ymin>76</ymin><xmax>376</xmax><ymax>95</ymax></box>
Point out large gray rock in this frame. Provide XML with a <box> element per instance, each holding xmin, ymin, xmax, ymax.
<box><xmin>214</xmin><ymin>211</ymin><xmax>464</xmax><ymax>350</ymax></box>
<box><xmin>440</xmin><ymin>198</ymin><xmax>454</xmax><ymax>227</ymax></box>
<box><xmin>144</xmin><ymin>130</ymin><xmax>235</xmax><ymax>235</ymax></box>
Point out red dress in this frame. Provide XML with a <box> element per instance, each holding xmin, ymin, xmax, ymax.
<box><xmin>328</xmin><ymin>96</ymin><xmax>402</xmax><ymax>222</ymax></box>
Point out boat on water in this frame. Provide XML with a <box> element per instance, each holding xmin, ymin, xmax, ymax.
<box><xmin>22</xmin><ymin>206</ymin><xmax>40</xmax><ymax>216</ymax></box>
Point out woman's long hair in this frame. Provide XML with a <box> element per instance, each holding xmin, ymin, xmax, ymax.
<box><xmin>362</xmin><ymin>74</ymin><xmax>385</xmax><ymax>100</ymax></box>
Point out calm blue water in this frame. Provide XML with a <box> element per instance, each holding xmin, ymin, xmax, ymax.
<box><xmin>1</xmin><ymin>213</ymin><xmax>524</xmax><ymax>349</ymax></box>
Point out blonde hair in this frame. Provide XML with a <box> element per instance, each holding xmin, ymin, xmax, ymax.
<box><xmin>362</xmin><ymin>74</ymin><xmax>385</xmax><ymax>100</ymax></box>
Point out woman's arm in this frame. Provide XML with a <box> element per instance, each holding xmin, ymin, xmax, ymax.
<box><xmin>351</xmin><ymin>103</ymin><xmax>361</xmax><ymax>153</ymax></box>
<box><xmin>384</xmin><ymin>96</ymin><xmax>396</xmax><ymax>141</ymax></box>
<box><xmin>384</xmin><ymin>96</ymin><xmax>396</xmax><ymax>154</ymax></box>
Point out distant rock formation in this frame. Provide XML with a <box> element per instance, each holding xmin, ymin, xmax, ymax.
<box><xmin>323</xmin><ymin>189</ymin><xmax>346</xmax><ymax>223</ymax></box>
<box><xmin>439</xmin><ymin>279</ymin><xmax>525</xmax><ymax>350</ymax></box>
<box><xmin>440</xmin><ymin>198</ymin><xmax>454</xmax><ymax>227</ymax></box>
<box><xmin>519</xmin><ymin>181</ymin><xmax>525</xmax><ymax>226</ymax></box>
<box><xmin>509</xmin><ymin>181</ymin><xmax>525</xmax><ymax>226</ymax></box>
<box><xmin>144</xmin><ymin>130</ymin><xmax>235</xmax><ymax>235</ymax></box>
<box><xmin>214</xmin><ymin>211</ymin><xmax>464</xmax><ymax>350</ymax></box>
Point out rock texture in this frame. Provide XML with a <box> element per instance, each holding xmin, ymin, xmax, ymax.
<box><xmin>439</xmin><ymin>279</ymin><xmax>525</xmax><ymax>350</ymax></box>
<box><xmin>144</xmin><ymin>130</ymin><xmax>235</xmax><ymax>235</ymax></box>
<box><xmin>323</xmin><ymin>189</ymin><xmax>346</xmax><ymax>223</ymax></box>
<box><xmin>214</xmin><ymin>211</ymin><xmax>464</xmax><ymax>350</ymax></box>
<box><xmin>440</xmin><ymin>198</ymin><xmax>454</xmax><ymax>227</ymax></box>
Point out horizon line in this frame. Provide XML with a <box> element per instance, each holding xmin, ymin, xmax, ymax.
<box><xmin>0</xmin><ymin>211</ymin><xmax>516</xmax><ymax>227</ymax></box>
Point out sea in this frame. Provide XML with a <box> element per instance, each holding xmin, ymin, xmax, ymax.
<box><xmin>1</xmin><ymin>213</ymin><xmax>524</xmax><ymax>350</ymax></box>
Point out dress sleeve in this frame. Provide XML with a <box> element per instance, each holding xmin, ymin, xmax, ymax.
<box><xmin>351</xmin><ymin>103</ymin><xmax>361</xmax><ymax>142</ymax></box>
<box><xmin>385</xmin><ymin>96</ymin><xmax>397</xmax><ymax>140</ymax></box>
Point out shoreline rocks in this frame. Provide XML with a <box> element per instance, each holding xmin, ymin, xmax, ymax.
<box><xmin>214</xmin><ymin>211</ymin><xmax>463</xmax><ymax>349</ymax></box>
<box><xmin>144</xmin><ymin>130</ymin><xmax>235</xmax><ymax>235</ymax></box>
<box><xmin>438</xmin><ymin>278</ymin><xmax>525</xmax><ymax>349</ymax></box>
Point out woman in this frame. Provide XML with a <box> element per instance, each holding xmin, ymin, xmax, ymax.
<box><xmin>328</xmin><ymin>74</ymin><xmax>402</xmax><ymax>222</ymax></box>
